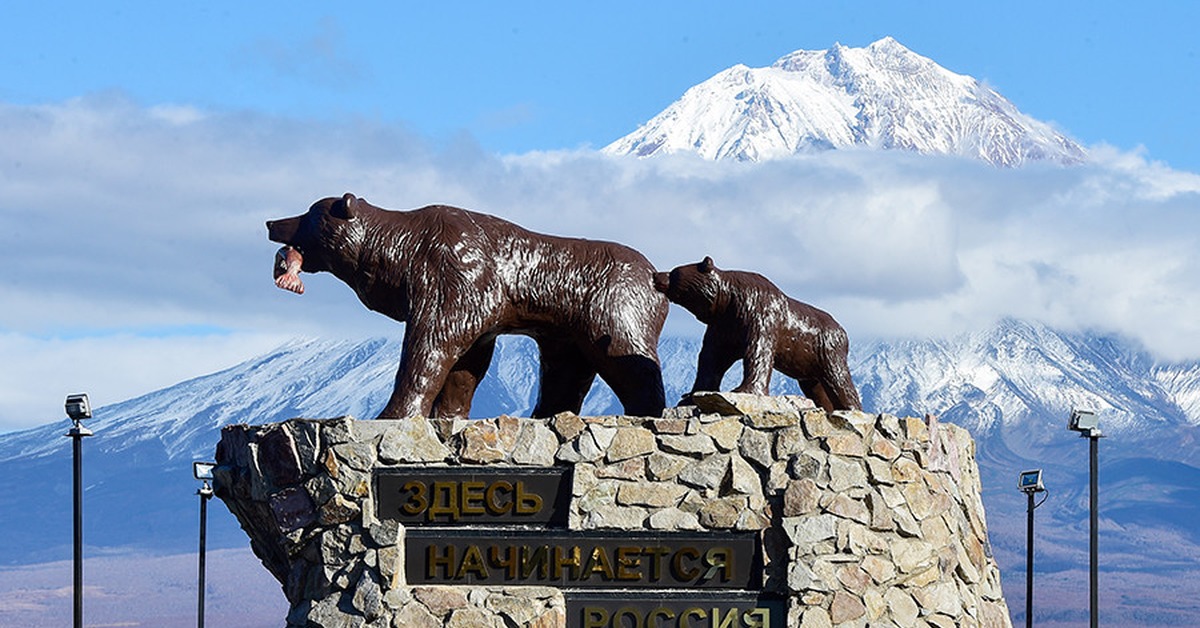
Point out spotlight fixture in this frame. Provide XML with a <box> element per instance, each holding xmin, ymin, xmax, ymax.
<box><xmin>193</xmin><ymin>461</ymin><xmax>216</xmax><ymax>484</ymax></box>
<box><xmin>65</xmin><ymin>393</ymin><xmax>92</xmax><ymax>424</ymax></box>
<box><xmin>1068</xmin><ymin>408</ymin><xmax>1099</xmax><ymax>435</ymax></box>
<box><xmin>1018</xmin><ymin>469</ymin><xmax>1045</xmax><ymax>494</ymax></box>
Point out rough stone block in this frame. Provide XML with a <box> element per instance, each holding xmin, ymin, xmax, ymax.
<box><xmin>677</xmin><ymin>452</ymin><xmax>730</xmax><ymax>490</ymax></box>
<box><xmin>700</xmin><ymin>417</ymin><xmax>744</xmax><ymax>451</ymax></box>
<box><xmin>657</xmin><ymin>433</ymin><xmax>718</xmax><ymax>457</ymax></box>
<box><xmin>785</xmin><ymin>513</ymin><xmax>839</xmax><ymax>546</ymax></box>
<box><xmin>511</xmin><ymin>420</ymin><xmax>558</xmax><ymax>465</ymax></box>
<box><xmin>606</xmin><ymin>426</ymin><xmax>656</xmax><ymax>461</ymax></box>
<box><xmin>784</xmin><ymin>478</ymin><xmax>821</xmax><ymax>516</ymax></box>
<box><xmin>550</xmin><ymin>412</ymin><xmax>585</xmax><ymax>440</ymax></box>
<box><xmin>698</xmin><ymin>496</ymin><xmax>744</xmax><ymax>528</ymax></box>
<box><xmin>830</xmin><ymin>589</ymin><xmax>867</xmax><ymax>624</ymax></box>
<box><xmin>270</xmin><ymin>486</ymin><xmax>317</xmax><ymax>532</ymax></box>
<box><xmin>647</xmin><ymin>507</ymin><xmax>703</xmax><ymax>530</ymax></box>
<box><xmin>646</xmin><ymin>450</ymin><xmax>691</xmax><ymax>481</ymax></box>
<box><xmin>616</xmin><ymin>481</ymin><xmax>687</xmax><ymax>508</ymax></box>
<box><xmin>690</xmin><ymin>391</ymin><xmax>798</xmax><ymax>416</ymax></box>
<box><xmin>412</xmin><ymin>586</ymin><xmax>467</xmax><ymax>615</ymax></box>
<box><xmin>377</xmin><ymin>417</ymin><xmax>450</xmax><ymax>463</ymax></box>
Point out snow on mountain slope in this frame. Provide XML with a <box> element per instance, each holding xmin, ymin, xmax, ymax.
<box><xmin>2</xmin><ymin>320</ymin><xmax>1198</xmax><ymax>573</ymax></box>
<box><xmin>605</xmin><ymin>37</ymin><xmax>1086</xmax><ymax>167</ymax></box>
<box><xmin>851</xmin><ymin>319</ymin><xmax>1199</xmax><ymax>455</ymax></box>
<box><xmin>1154</xmin><ymin>362</ymin><xmax>1200</xmax><ymax>425</ymax></box>
<box><xmin>2</xmin><ymin>320</ymin><xmax>1195</xmax><ymax>471</ymax></box>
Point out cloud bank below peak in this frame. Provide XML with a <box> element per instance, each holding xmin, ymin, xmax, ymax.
<box><xmin>1</xmin><ymin>96</ymin><xmax>1198</xmax><ymax>428</ymax></box>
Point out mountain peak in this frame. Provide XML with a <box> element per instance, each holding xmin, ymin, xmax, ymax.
<box><xmin>604</xmin><ymin>38</ymin><xmax>1086</xmax><ymax>167</ymax></box>
<box><xmin>866</xmin><ymin>35</ymin><xmax>905</xmax><ymax>52</ymax></box>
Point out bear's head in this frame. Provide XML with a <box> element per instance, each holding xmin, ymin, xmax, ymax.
<box><xmin>654</xmin><ymin>256</ymin><xmax>723</xmax><ymax>323</ymax></box>
<box><xmin>267</xmin><ymin>193</ymin><xmax>367</xmax><ymax>275</ymax></box>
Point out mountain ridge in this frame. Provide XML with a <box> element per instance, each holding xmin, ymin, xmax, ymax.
<box><xmin>4</xmin><ymin>320</ymin><xmax>1197</xmax><ymax>462</ymax></box>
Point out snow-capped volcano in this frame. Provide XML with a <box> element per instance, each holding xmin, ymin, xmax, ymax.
<box><xmin>605</xmin><ymin>37</ymin><xmax>1086</xmax><ymax>167</ymax></box>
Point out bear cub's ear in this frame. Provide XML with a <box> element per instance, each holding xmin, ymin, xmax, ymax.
<box><xmin>332</xmin><ymin>193</ymin><xmax>359</xmax><ymax>220</ymax></box>
<box><xmin>699</xmin><ymin>256</ymin><xmax>715</xmax><ymax>273</ymax></box>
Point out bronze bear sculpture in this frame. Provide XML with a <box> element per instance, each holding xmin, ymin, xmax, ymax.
<box><xmin>654</xmin><ymin>256</ymin><xmax>862</xmax><ymax>413</ymax></box>
<box><xmin>267</xmin><ymin>194</ymin><xmax>668</xmax><ymax>420</ymax></box>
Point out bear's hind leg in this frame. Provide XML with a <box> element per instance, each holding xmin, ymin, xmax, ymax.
<box><xmin>799</xmin><ymin>380</ymin><xmax>836</xmax><ymax>414</ymax></box>
<box><xmin>532</xmin><ymin>337</ymin><xmax>597</xmax><ymax>417</ymax></box>
<box><xmin>432</xmin><ymin>335</ymin><xmax>497</xmax><ymax>419</ymax></box>
<box><xmin>817</xmin><ymin>332</ymin><xmax>862</xmax><ymax>412</ymax></box>
<box><xmin>819</xmin><ymin>372</ymin><xmax>862</xmax><ymax>412</ymax></box>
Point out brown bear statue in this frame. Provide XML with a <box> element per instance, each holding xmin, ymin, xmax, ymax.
<box><xmin>654</xmin><ymin>256</ymin><xmax>861</xmax><ymax>413</ymax></box>
<box><xmin>267</xmin><ymin>194</ymin><xmax>668</xmax><ymax>420</ymax></box>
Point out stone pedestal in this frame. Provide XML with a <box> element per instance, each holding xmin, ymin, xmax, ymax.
<box><xmin>214</xmin><ymin>393</ymin><xmax>1011</xmax><ymax>627</ymax></box>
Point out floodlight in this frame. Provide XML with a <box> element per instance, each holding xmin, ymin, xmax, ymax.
<box><xmin>1069</xmin><ymin>408</ymin><xmax>1099</xmax><ymax>434</ymax></box>
<box><xmin>65</xmin><ymin>394</ymin><xmax>91</xmax><ymax>422</ymax></box>
<box><xmin>1018</xmin><ymin>469</ymin><xmax>1045</xmax><ymax>493</ymax></box>
<box><xmin>193</xmin><ymin>462</ymin><xmax>216</xmax><ymax>481</ymax></box>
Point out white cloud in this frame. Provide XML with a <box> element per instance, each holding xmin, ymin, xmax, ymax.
<box><xmin>2</xmin><ymin>97</ymin><xmax>1199</xmax><ymax>430</ymax></box>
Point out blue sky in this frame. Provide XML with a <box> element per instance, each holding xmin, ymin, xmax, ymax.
<box><xmin>2</xmin><ymin>2</ymin><xmax>1200</xmax><ymax>432</ymax></box>
<box><xmin>5</xmin><ymin>2</ymin><xmax>1199</xmax><ymax>168</ymax></box>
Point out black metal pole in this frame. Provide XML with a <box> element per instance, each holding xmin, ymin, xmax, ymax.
<box><xmin>1026</xmin><ymin>490</ymin><xmax>1035</xmax><ymax>628</ymax></box>
<box><xmin>1090</xmin><ymin>434</ymin><xmax>1099</xmax><ymax>628</ymax></box>
<box><xmin>72</xmin><ymin>430</ymin><xmax>83</xmax><ymax>628</ymax></box>
<box><xmin>68</xmin><ymin>425</ymin><xmax>91</xmax><ymax>628</ymax></box>
<box><xmin>197</xmin><ymin>487</ymin><xmax>211</xmax><ymax>628</ymax></box>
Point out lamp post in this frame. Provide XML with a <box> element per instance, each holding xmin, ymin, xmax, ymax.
<box><xmin>64</xmin><ymin>393</ymin><xmax>93</xmax><ymax>628</ymax></box>
<box><xmin>1018</xmin><ymin>469</ymin><xmax>1047</xmax><ymax>628</ymax></box>
<box><xmin>1069</xmin><ymin>408</ymin><xmax>1102</xmax><ymax>628</ymax></box>
<box><xmin>194</xmin><ymin>461</ymin><xmax>216</xmax><ymax>628</ymax></box>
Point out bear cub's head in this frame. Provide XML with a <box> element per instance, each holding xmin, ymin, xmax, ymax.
<box><xmin>267</xmin><ymin>193</ymin><xmax>366</xmax><ymax>274</ymax></box>
<box><xmin>654</xmin><ymin>256</ymin><xmax>723</xmax><ymax>322</ymax></box>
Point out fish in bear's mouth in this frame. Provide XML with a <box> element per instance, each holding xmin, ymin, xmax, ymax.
<box><xmin>273</xmin><ymin>246</ymin><xmax>305</xmax><ymax>295</ymax></box>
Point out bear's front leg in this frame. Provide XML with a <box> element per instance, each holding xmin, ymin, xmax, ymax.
<box><xmin>690</xmin><ymin>326</ymin><xmax>739</xmax><ymax>395</ymax></box>
<box><xmin>379</xmin><ymin>327</ymin><xmax>474</xmax><ymax>419</ymax></box>
<box><xmin>732</xmin><ymin>334</ymin><xmax>774</xmax><ymax>396</ymax></box>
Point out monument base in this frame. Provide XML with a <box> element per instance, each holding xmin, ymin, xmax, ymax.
<box><xmin>214</xmin><ymin>393</ymin><xmax>1011</xmax><ymax>627</ymax></box>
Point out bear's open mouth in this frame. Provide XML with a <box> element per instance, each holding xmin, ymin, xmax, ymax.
<box><xmin>273</xmin><ymin>246</ymin><xmax>305</xmax><ymax>295</ymax></box>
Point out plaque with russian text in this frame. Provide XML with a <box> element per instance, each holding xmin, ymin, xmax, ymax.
<box><xmin>566</xmin><ymin>592</ymin><xmax>786</xmax><ymax>628</ymax></box>
<box><xmin>375</xmin><ymin>466</ymin><xmax>571</xmax><ymax>526</ymax></box>
<box><xmin>405</xmin><ymin>529</ymin><xmax>761</xmax><ymax>589</ymax></box>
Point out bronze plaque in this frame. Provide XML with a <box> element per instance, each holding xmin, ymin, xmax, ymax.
<box><xmin>375</xmin><ymin>467</ymin><xmax>571</xmax><ymax>526</ymax></box>
<box><xmin>566</xmin><ymin>592</ymin><xmax>786</xmax><ymax>628</ymax></box>
<box><xmin>405</xmin><ymin>529</ymin><xmax>760</xmax><ymax>589</ymax></box>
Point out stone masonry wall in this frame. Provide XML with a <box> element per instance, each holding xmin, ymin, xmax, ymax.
<box><xmin>213</xmin><ymin>393</ymin><xmax>1011</xmax><ymax>627</ymax></box>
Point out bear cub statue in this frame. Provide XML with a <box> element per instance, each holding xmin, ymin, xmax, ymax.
<box><xmin>655</xmin><ymin>256</ymin><xmax>862</xmax><ymax>413</ymax></box>
<box><xmin>267</xmin><ymin>194</ymin><xmax>668</xmax><ymax>421</ymax></box>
